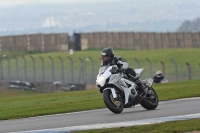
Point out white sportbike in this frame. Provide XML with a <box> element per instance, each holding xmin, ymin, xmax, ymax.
<box><xmin>96</xmin><ymin>65</ymin><xmax>158</xmax><ymax>114</ymax></box>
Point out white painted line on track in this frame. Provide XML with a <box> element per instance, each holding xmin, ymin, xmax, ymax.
<box><xmin>159</xmin><ymin>97</ymin><xmax>200</xmax><ymax>104</ymax></box>
<box><xmin>10</xmin><ymin>113</ymin><xmax>200</xmax><ymax>133</ymax></box>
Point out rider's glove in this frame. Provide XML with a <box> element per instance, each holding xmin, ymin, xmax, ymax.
<box><xmin>116</xmin><ymin>68</ymin><xmax>124</xmax><ymax>73</ymax></box>
<box><xmin>110</xmin><ymin>67</ymin><xmax>123</xmax><ymax>74</ymax></box>
<box><xmin>110</xmin><ymin>67</ymin><xmax>117</xmax><ymax>74</ymax></box>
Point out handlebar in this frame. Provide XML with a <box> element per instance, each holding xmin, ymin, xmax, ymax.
<box><xmin>110</xmin><ymin>68</ymin><xmax>124</xmax><ymax>74</ymax></box>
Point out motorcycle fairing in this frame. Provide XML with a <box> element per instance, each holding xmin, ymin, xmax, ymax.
<box><xmin>96</xmin><ymin>66</ymin><xmax>112</xmax><ymax>87</ymax></box>
<box><xmin>108</xmin><ymin>74</ymin><xmax>138</xmax><ymax>104</ymax></box>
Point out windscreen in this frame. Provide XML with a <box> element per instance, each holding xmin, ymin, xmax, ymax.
<box><xmin>99</xmin><ymin>65</ymin><xmax>110</xmax><ymax>74</ymax></box>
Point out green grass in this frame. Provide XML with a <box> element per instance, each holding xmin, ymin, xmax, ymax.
<box><xmin>0</xmin><ymin>88</ymin><xmax>40</xmax><ymax>98</ymax></box>
<box><xmin>0</xmin><ymin>51</ymin><xmax>44</xmax><ymax>58</ymax></box>
<box><xmin>2</xmin><ymin>48</ymin><xmax>200</xmax><ymax>67</ymax></box>
<box><xmin>76</xmin><ymin>118</ymin><xmax>200</xmax><ymax>133</ymax></box>
<box><xmin>153</xmin><ymin>80</ymin><xmax>200</xmax><ymax>100</ymax></box>
<box><xmin>0</xmin><ymin>80</ymin><xmax>200</xmax><ymax>120</ymax></box>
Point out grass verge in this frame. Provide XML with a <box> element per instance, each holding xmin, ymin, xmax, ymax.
<box><xmin>0</xmin><ymin>80</ymin><xmax>200</xmax><ymax>120</ymax></box>
<box><xmin>75</xmin><ymin>118</ymin><xmax>200</xmax><ymax>133</ymax></box>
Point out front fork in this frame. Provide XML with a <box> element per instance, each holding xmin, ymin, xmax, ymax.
<box><xmin>111</xmin><ymin>88</ymin><xmax>117</xmax><ymax>99</ymax></box>
<box><xmin>104</xmin><ymin>88</ymin><xmax>118</xmax><ymax>99</ymax></box>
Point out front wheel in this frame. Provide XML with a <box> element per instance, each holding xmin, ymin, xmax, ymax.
<box><xmin>140</xmin><ymin>87</ymin><xmax>158</xmax><ymax>110</ymax></box>
<box><xmin>103</xmin><ymin>89</ymin><xmax>124</xmax><ymax>114</ymax></box>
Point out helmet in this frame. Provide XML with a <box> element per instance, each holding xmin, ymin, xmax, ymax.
<box><xmin>156</xmin><ymin>70</ymin><xmax>162</xmax><ymax>77</ymax></box>
<box><xmin>101</xmin><ymin>47</ymin><xmax>114</xmax><ymax>64</ymax></box>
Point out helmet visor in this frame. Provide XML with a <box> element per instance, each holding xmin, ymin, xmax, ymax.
<box><xmin>102</xmin><ymin>55</ymin><xmax>109</xmax><ymax>62</ymax></box>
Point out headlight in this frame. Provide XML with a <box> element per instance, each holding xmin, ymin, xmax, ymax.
<box><xmin>96</xmin><ymin>76</ymin><xmax>105</xmax><ymax>84</ymax></box>
<box><xmin>98</xmin><ymin>76</ymin><xmax>105</xmax><ymax>82</ymax></box>
<box><xmin>96</xmin><ymin>76</ymin><xmax>106</xmax><ymax>87</ymax></box>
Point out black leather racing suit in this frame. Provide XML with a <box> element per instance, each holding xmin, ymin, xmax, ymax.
<box><xmin>153</xmin><ymin>75</ymin><xmax>164</xmax><ymax>83</ymax></box>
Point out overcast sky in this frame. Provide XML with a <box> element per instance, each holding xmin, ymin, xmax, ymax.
<box><xmin>0</xmin><ymin>0</ymin><xmax>120</xmax><ymax>7</ymax></box>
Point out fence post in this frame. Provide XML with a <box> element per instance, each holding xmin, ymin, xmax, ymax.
<box><xmin>134</xmin><ymin>57</ymin><xmax>140</xmax><ymax>68</ymax></box>
<box><xmin>49</xmin><ymin>56</ymin><xmax>55</xmax><ymax>82</ymax></box>
<box><xmin>160</xmin><ymin>61</ymin><xmax>165</xmax><ymax>76</ymax></box>
<box><xmin>30</xmin><ymin>56</ymin><xmax>36</xmax><ymax>82</ymax></box>
<box><xmin>39</xmin><ymin>56</ymin><xmax>45</xmax><ymax>82</ymax></box>
<box><xmin>88</xmin><ymin>57</ymin><xmax>95</xmax><ymax>85</ymax></box>
<box><xmin>58</xmin><ymin>56</ymin><xmax>65</xmax><ymax>83</ymax></box>
<box><xmin>5</xmin><ymin>56</ymin><xmax>11</xmax><ymax>81</ymax></box>
<box><xmin>171</xmin><ymin>60</ymin><xmax>178</xmax><ymax>82</ymax></box>
<box><xmin>84</xmin><ymin>59</ymin><xmax>87</xmax><ymax>79</ymax></box>
<box><xmin>22</xmin><ymin>56</ymin><xmax>27</xmax><ymax>81</ymax></box>
<box><xmin>0</xmin><ymin>57</ymin><xmax>4</xmax><ymax>80</ymax></box>
<box><xmin>78</xmin><ymin>57</ymin><xmax>85</xmax><ymax>83</ymax></box>
<box><xmin>67</xmin><ymin>56</ymin><xmax>74</xmax><ymax>83</ymax></box>
<box><xmin>146</xmin><ymin>58</ymin><xmax>153</xmax><ymax>78</ymax></box>
<box><xmin>13</xmin><ymin>56</ymin><xmax>19</xmax><ymax>80</ymax></box>
<box><xmin>186</xmin><ymin>62</ymin><xmax>192</xmax><ymax>80</ymax></box>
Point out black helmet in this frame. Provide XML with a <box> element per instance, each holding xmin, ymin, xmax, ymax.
<box><xmin>101</xmin><ymin>47</ymin><xmax>114</xmax><ymax>64</ymax></box>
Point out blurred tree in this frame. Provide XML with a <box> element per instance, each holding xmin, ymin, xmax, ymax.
<box><xmin>177</xmin><ymin>17</ymin><xmax>200</xmax><ymax>32</ymax></box>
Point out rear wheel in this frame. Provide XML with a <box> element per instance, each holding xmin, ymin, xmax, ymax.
<box><xmin>140</xmin><ymin>87</ymin><xmax>158</xmax><ymax>110</ymax></box>
<box><xmin>103</xmin><ymin>89</ymin><xmax>124</xmax><ymax>114</ymax></box>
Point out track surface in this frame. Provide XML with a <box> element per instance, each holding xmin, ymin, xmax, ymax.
<box><xmin>0</xmin><ymin>97</ymin><xmax>200</xmax><ymax>133</ymax></box>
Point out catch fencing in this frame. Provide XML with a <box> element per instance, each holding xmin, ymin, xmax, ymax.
<box><xmin>0</xmin><ymin>56</ymin><xmax>199</xmax><ymax>85</ymax></box>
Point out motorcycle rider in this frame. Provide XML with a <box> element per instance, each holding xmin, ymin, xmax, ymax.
<box><xmin>153</xmin><ymin>70</ymin><xmax>165</xmax><ymax>83</ymax></box>
<box><xmin>101</xmin><ymin>47</ymin><xmax>147</xmax><ymax>99</ymax></box>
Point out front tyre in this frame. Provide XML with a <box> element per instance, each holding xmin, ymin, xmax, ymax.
<box><xmin>103</xmin><ymin>89</ymin><xmax>124</xmax><ymax>114</ymax></box>
<box><xmin>140</xmin><ymin>87</ymin><xmax>158</xmax><ymax>110</ymax></box>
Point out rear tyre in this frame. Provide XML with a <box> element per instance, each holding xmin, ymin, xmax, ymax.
<box><xmin>140</xmin><ymin>87</ymin><xmax>158</xmax><ymax>110</ymax></box>
<box><xmin>103</xmin><ymin>89</ymin><xmax>124</xmax><ymax>114</ymax></box>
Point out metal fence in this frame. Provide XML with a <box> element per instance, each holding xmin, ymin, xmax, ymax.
<box><xmin>0</xmin><ymin>56</ymin><xmax>199</xmax><ymax>85</ymax></box>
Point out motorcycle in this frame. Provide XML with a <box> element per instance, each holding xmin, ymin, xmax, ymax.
<box><xmin>161</xmin><ymin>79</ymin><xmax>168</xmax><ymax>83</ymax></box>
<box><xmin>96</xmin><ymin>65</ymin><xmax>158</xmax><ymax>114</ymax></box>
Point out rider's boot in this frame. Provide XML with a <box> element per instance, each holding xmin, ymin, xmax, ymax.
<box><xmin>130</xmin><ymin>74</ymin><xmax>148</xmax><ymax>99</ymax></box>
<box><xmin>135</xmin><ymin>79</ymin><xmax>148</xmax><ymax>99</ymax></box>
